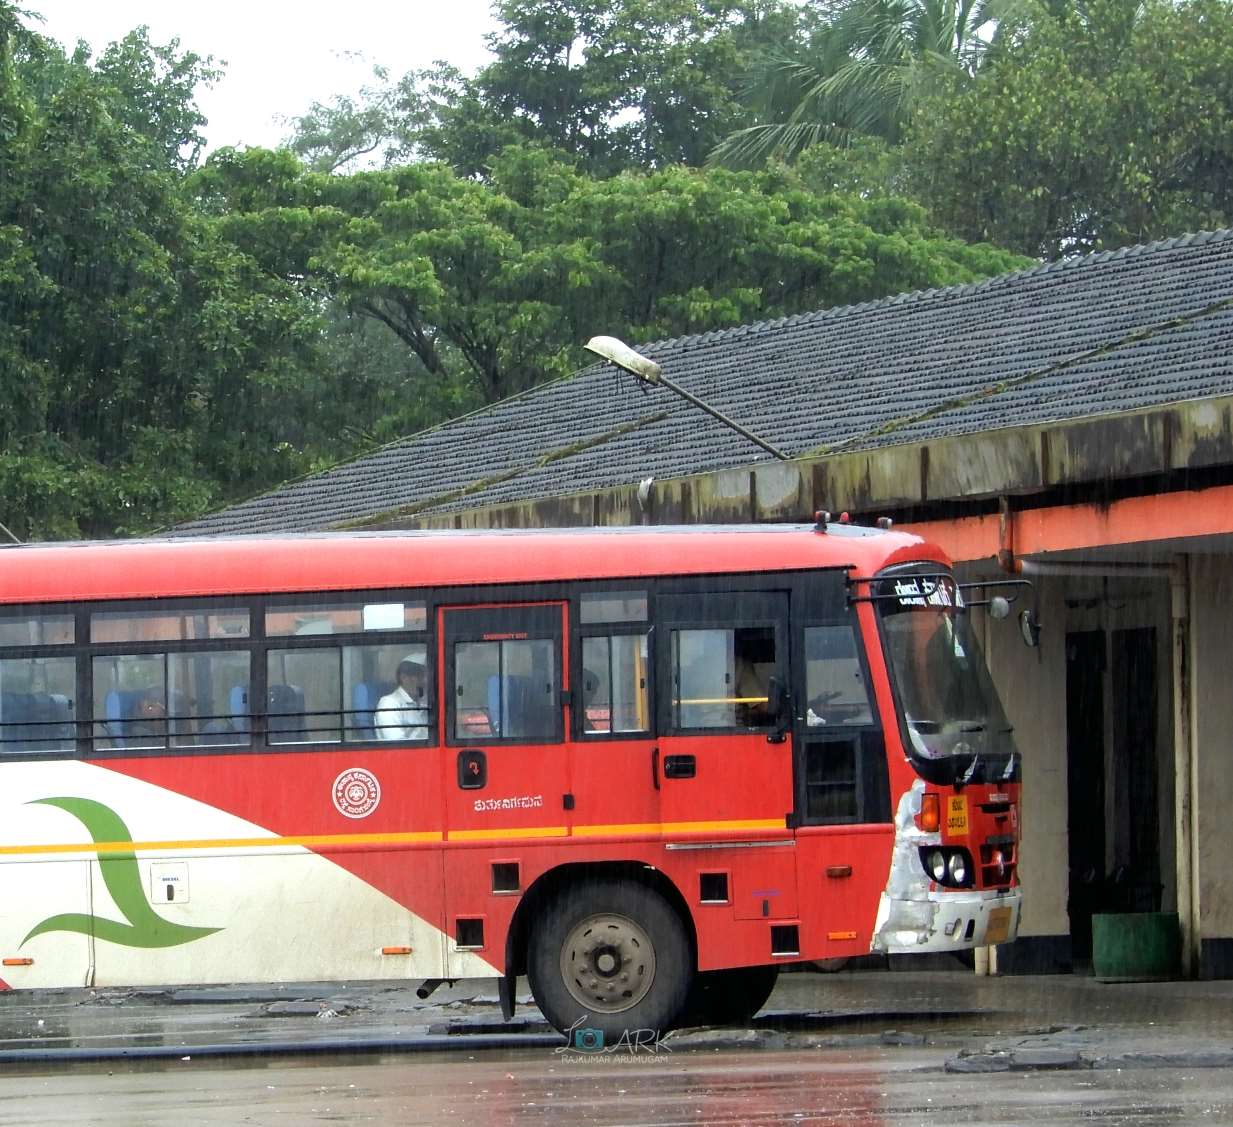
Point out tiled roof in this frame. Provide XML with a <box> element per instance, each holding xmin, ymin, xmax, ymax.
<box><xmin>176</xmin><ymin>230</ymin><xmax>1233</xmax><ymax>535</ymax></box>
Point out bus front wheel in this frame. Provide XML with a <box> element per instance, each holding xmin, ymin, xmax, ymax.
<box><xmin>528</xmin><ymin>879</ymin><xmax>692</xmax><ymax>1042</ymax></box>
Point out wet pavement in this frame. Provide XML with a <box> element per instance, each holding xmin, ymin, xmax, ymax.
<box><xmin>2</xmin><ymin>966</ymin><xmax>1232</xmax><ymax>1073</ymax></box>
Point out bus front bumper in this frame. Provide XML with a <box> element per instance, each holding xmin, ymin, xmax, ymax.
<box><xmin>872</xmin><ymin>886</ymin><xmax>1022</xmax><ymax>954</ymax></box>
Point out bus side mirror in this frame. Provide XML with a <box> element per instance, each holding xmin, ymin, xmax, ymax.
<box><xmin>1020</xmin><ymin>608</ymin><xmax>1042</xmax><ymax>648</ymax></box>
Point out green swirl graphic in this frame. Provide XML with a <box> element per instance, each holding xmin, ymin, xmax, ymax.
<box><xmin>22</xmin><ymin>797</ymin><xmax>222</xmax><ymax>949</ymax></box>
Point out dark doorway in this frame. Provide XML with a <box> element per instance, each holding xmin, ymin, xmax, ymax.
<box><xmin>1066</xmin><ymin>630</ymin><xmax>1106</xmax><ymax>961</ymax></box>
<box><xmin>1110</xmin><ymin>627</ymin><xmax>1160</xmax><ymax>912</ymax></box>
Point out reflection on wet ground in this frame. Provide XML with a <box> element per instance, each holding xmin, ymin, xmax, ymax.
<box><xmin>3</xmin><ymin>967</ymin><xmax>1233</xmax><ymax>1123</ymax></box>
<box><xmin>3</xmin><ymin>966</ymin><xmax>1233</xmax><ymax>1068</ymax></box>
<box><xmin>3</xmin><ymin>1044</ymin><xmax>1233</xmax><ymax>1126</ymax></box>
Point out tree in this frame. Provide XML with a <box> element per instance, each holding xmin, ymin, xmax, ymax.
<box><xmin>282</xmin><ymin>62</ymin><xmax>435</xmax><ymax>174</ymax></box>
<box><xmin>207</xmin><ymin>143</ymin><xmax>1029</xmax><ymax>406</ymax></box>
<box><xmin>0</xmin><ymin>17</ymin><xmax>334</xmax><ymax>539</ymax></box>
<box><xmin>283</xmin><ymin>0</ymin><xmax>804</xmax><ymax>177</ymax></box>
<box><xmin>905</xmin><ymin>0</ymin><xmax>1233</xmax><ymax>257</ymax></box>
<box><xmin>0</xmin><ymin>2</ymin><xmax>1033</xmax><ymax>539</ymax></box>
<box><xmin>711</xmin><ymin>0</ymin><xmax>1008</xmax><ymax>168</ymax></box>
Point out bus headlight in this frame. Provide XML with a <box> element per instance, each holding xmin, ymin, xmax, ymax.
<box><xmin>919</xmin><ymin>847</ymin><xmax>974</xmax><ymax>888</ymax></box>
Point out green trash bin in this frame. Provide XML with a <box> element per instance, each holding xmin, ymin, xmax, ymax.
<box><xmin>1091</xmin><ymin>912</ymin><xmax>1181</xmax><ymax>982</ymax></box>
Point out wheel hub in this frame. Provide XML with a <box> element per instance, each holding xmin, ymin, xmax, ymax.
<box><xmin>560</xmin><ymin>913</ymin><xmax>656</xmax><ymax>1014</ymax></box>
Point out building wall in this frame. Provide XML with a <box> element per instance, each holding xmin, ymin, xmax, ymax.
<box><xmin>979</xmin><ymin>575</ymin><xmax>1069</xmax><ymax>941</ymax></box>
<box><xmin>976</xmin><ymin>566</ymin><xmax>1179</xmax><ymax>971</ymax></box>
<box><xmin>1192</xmin><ymin>555</ymin><xmax>1233</xmax><ymax>958</ymax></box>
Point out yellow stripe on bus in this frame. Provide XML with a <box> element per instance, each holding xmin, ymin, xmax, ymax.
<box><xmin>448</xmin><ymin>826</ymin><xmax>568</xmax><ymax>841</ymax></box>
<box><xmin>1</xmin><ymin>817</ymin><xmax>787</xmax><ymax>856</ymax></box>
<box><xmin>572</xmin><ymin>818</ymin><xmax>786</xmax><ymax>837</ymax></box>
<box><xmin>0</xmin><ymin>831</ymin><xmax>444</xmax><ymax>856</ymax></box>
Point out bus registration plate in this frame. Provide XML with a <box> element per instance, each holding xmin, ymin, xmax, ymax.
<box><xmin>946</xmin><ymin>795</ymin><xmax>968</xmax><ymax>835</ymax></box>
<box><xmin>985</xmin><ymin>907</ymin><xmax>1012</xmax><ymax>945</ymax></box>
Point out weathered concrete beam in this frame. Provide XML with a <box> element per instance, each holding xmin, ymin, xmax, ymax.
<box><xmin>352</xmin><ymin>395</ymin><xmax>1233</xmax><ymax>532</ymax></box>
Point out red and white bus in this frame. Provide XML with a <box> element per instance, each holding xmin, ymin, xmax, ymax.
<box><xmin>0</xmin><ymin>523</ymin><xmax>1022</xmax><ymax>1037</ymax></box>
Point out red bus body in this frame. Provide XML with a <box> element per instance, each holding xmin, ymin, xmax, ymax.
<box><xmin>0</xmin><ymin>525</ymin><xmax>1021</xmax><ymax>1035</ymax></box>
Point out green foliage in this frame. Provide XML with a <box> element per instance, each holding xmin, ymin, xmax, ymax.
<box><xmin>284</xmin><ymin>63</ymin><xmax>436</xmax><ymax>174</ymax></box>
<box><xmin>284</xmin><ymin>0</ymin><xmax>804</xmax><ymax>177</ymax></box>
<box><xmin>0</xmin><ymin>16</ymin><xmax>334</xmax><ymax>539</ymax></box>
<box><xmin>711</xmin><ymin>0</ymin><xmax>1010</xmax><ymax>168</ymax></box>
<box><xmin>209</xmin><ymin>143</ymin><xmax>1028</xmax><ymax>405</ymax></box>
<box><xmin>0</xmin><ymin>0</ymin><xmax>1033</xmax><ymax>541</ymax></box>
<box><xmin>906</xmin><ymin>0</ymin><xmax>1233</xmax><ymax>257</ymax></box>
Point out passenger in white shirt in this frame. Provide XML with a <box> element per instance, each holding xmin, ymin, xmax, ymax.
<box><xmin>375</xmin><ymin>659</ymin><xmax>429</xmax><ymax>740</ymax></box>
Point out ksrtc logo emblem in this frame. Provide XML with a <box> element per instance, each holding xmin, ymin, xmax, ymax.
<box><xmin>332</xmin><ymin>768</ymin><xmax>381</xmax><ymax>819</ymax></box>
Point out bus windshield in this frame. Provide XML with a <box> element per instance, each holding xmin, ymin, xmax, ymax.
<box><xmin>875</xmin><ymin>571</ymin><xmax>1017</xmax><ymax>777</ymax></box>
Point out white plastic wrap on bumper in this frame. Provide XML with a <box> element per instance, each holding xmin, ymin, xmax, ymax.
<box><xmin>871</xmin><ymin>779</ymin><xmax>1021</xmax><ymax>954</ymax></box>
<box><xmin>873</xmin><ymin>886</ymin><xmax>1021</xmax><ymax>953</ymax></box>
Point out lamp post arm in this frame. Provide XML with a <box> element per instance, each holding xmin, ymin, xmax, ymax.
<box><xmin>654</xmin><ymin>371</ymin><xmax>790</xmax><ymax>461</ymax></box>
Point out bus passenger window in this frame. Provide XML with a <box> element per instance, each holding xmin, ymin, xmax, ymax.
<box><xmin>346</xmin><ymin>642</ymin><xmax>430</xmax><ymax>743</ymax></box>
<box><xmin>581</xmin><ymin>634</ymin><xmax>649</xmax><ymax>735</ymax></box>
<box><xmin>804</xmin><ymin>626</ymin><xmax>874</xmax><ymax>727</ymax></box>
<box><xmin>671</xmin><ymin>626</ymin><xmax>776</xmax><ymax>730</ymax></box>
<box><xmin>266</xmin><ymin>600</ymin><xmax>426</xmax><ymax>637</ymax></box>
<box><xmin>93</xmin><ymin>654</ymin><xmax>169</xmax><ymax>749</ymax></box>
<box><xmin>167</xmin><ymin>651</ymin><xmax>252</xmax><ymax>747</ymax></box>
<box><xmin>91</xmin><ymin>608</ymin><xmax>249</xmax><ymax>643</ymax></box>
<box><xmin>0</xmin><ymin>655</ymin><xmax>75</xmax><ymax>753</ymax></box>
<box><xmin>0</xmin><ymin>613</ymin><xmax>73</xmax><ymax>647</ymax></box>
<box><xmin>267</xmin><ymin>649</ymin><xmax>339</xmax><ymax>744</ymax></box>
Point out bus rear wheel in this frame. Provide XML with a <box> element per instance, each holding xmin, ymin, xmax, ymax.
<box><xmin>528</xmin><ymin>879</ymin><xmax>692</xmax><ymax>1042</ymax></box>
<box><xmin>682</xmin><ymin>964</ymin><xmax>780</xmax><ymax>1026</ymax></box>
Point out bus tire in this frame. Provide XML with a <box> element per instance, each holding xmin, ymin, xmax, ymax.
<box><xmin>528</xmin><ymin>878</ymin><xmax>692</xmax><ymax>1041</ymax></box>
<box><xmin>681</xmin><ymin>964</ymin><xmax>779</xmax><ymax>1027</ymax></box>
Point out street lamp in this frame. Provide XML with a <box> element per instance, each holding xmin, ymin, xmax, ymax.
<box><xmin>584</xmin><ymin>336</ymin><xmax>790</xmax><ymax>462</ymax></box>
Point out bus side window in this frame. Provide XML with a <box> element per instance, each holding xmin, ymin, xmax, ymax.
<box><xmin>93</xmin><ymin>654</ymin><xmax>168</xmax><ymax>750</ymax></box>
<box><xmin>345</xmin><ymin>641</ymin><xmax>431</xmax><ymax>743</ymax></box>
<box><xmin>0</xmin><ymin>655</ymin><xmax>75</xmax><ymax>754</ymax></box>
<box><xmin>671</xmin><ymin>626</ymin><xmax>776</xmax><ymax>730</ymax></box>
<box><xmin>580</xmin><ymin>633</ymin><xmax>650</xmax><ymax>736</ymax></box>
<box><xmin>803</xmin><ymin>625</ymin><xmax>873</xmax><ymax>727</ymax></box>
<box><xmin>169</xmin><ymin>650</ymin><xmax>251</xmax><ymax>747</ymax></box>
<box><xmin>267</xmin><ymin>649</ymin><xmax>337</xmax><ymax>744</ymax></box>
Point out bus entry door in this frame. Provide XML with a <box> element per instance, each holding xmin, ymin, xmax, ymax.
<box><xmin>439</xmin><ymin>602</ymin><xmax>569</xmax><ymax>972</ymax></box>
<box><xmin>654</xmin><ymin>591</ymin><xmax>795</xmax><ymax>846</ymax></box>
<box><xmin>791</xmin><ymin>620</ymin><xmax>893</xmax><ymax>961</ymax></box>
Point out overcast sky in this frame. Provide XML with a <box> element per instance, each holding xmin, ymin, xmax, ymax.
<box><xmin>25</xmin><ymin>1</ymin><xmax>500</xmax><ymax>152</ymax></box>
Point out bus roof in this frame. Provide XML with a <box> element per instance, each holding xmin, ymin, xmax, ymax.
<box><xmin>0</xmin><ymin>525</ymin><xmax>948</xmax><ymax>605</ymax></box>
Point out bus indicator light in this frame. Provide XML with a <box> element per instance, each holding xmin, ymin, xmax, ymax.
<box><xmin>919</xmin><ymin>793</ymin><xmax>941</xmax><ymax>833</ymax></box>
<box><xmin>381</xmin><ymin>946</ymin><xmax>412</xmax><ymax>956</ymax></box>
<box><xmin>2</xmin><ymin>958</ymin><xmax>32</xmax><ymax>967</ymax></box>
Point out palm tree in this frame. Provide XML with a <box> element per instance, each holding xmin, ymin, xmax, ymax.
<box><xmin>710</xmin><ymin>0</ymin><xmax>1015</xmax><ymax>168</ymax></box>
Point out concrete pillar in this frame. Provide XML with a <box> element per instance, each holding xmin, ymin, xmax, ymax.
<box><xmin>1171</xmin><ymin>555</ymin><xmax>1201</xmax><ymax>976</ymax></box>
